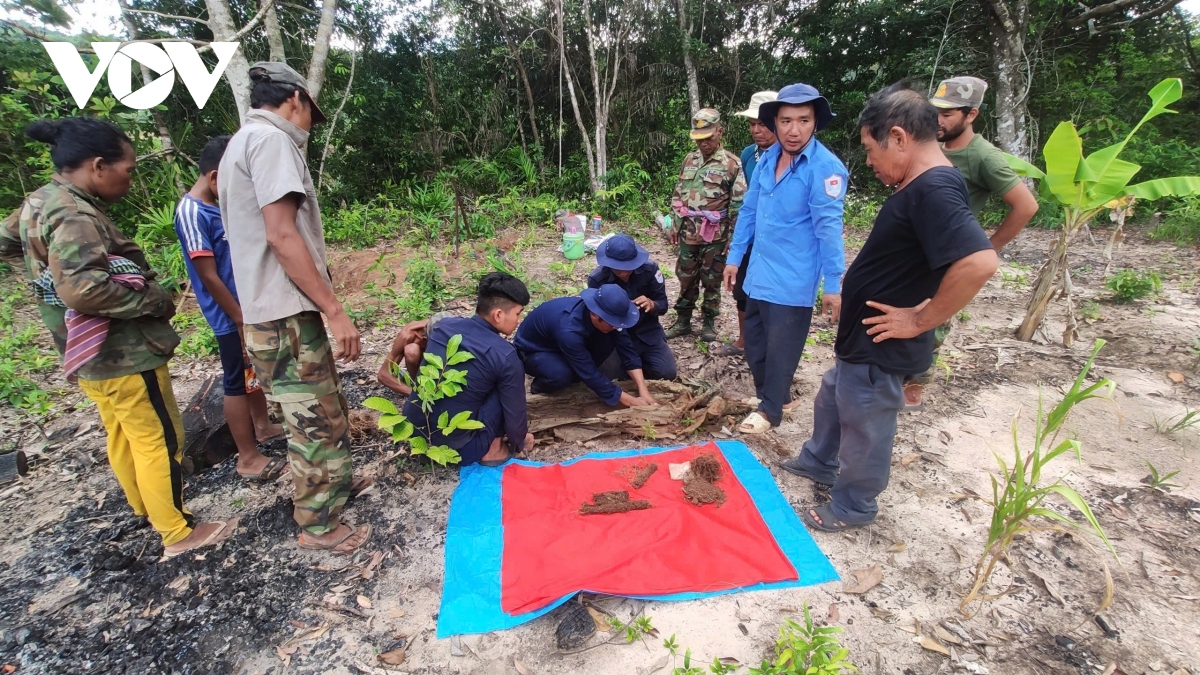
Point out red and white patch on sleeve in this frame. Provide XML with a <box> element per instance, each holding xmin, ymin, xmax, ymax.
<box><xmin>824</xmin><ymin>174</ymin><xmax>843</xmax><ymax>198</ymax></box>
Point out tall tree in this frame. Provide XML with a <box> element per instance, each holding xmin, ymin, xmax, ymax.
<box><xmin>307</xmin><ymin>0</ymin><xmax>339</xmax><ymax>99</ymax></box>
<box><xmin>676</xmin><ymin>0</ymin><xmax>699</xmax><ymax>113</ymax></box>
<box><xmin>979</xmin><ymin>0</ymin><xmax>1031</xmax><ymax>158</ymax></box>
<box><xmin>262</xmin><ymin>0</ymin><xmax>286</xmax><ymax>62</ymax></box>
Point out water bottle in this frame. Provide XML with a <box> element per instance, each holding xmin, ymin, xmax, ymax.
<box><xmin>591</xmin><ymin>214</ymin><xmax>602</xmax><ymax>233</ymax></box>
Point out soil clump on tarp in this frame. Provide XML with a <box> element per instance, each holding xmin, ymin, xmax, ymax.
<box><xmin>579</xmin><ymin>490</ymin><xmax>652</xmax><ymax>515</ymax></box>
<box><xmin>682</xmin><ymin>453</ymin><xmax>725</xmax><ymax>506</ymax></box>
<box><xmin>616</xmin><ymin>461</ymin><xmax>658</xmax><ymax>489</ymax></box>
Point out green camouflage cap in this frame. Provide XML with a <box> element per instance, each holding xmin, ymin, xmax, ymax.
<box><xmin>690</xmin><ymin>108</ymin><xmax>722</xmax><ymax>139</ymax></box>
<box><xmin>930</xmin><ymin>76</ymin><xmax>987</xmax><ymax>110</ymax></box>
<box><xmin>248</xmin><ymin>61</ymin><xmax>328</xmax><ymax>123</ymax></box>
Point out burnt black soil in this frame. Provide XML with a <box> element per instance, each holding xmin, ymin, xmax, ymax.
<box><xmin>0</xmin><ymin>369</ymin><xmax>431</xmax><ymax>674</ymax></box>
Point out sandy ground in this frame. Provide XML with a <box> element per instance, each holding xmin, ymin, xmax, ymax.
<box><xmin>1</xmin><ymin>221</ymin><xmax>1199</xmax><ymax>675</ymax></box>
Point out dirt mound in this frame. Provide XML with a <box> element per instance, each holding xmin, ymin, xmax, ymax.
<box><xmin>616</xmin><ymin>461</ymin><xmax>658</xmax><ymax>489</ymax></box>
<box><xmin>682</xmin><ymin>453</ymin><xmax>725</xmax><ymax>506</ymax></box>
<box><xmin>579</xmin><ymin>490</ymin><xmax>652</xmax><ymax>515</ymax></box>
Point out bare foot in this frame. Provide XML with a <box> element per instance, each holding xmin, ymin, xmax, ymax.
<box><xmin>480</xmin><ymin>441</ymin><xmax>512</xmax><ymax>464</ymax></box>
<box><xmin>298</xmin><ymin>523</ymin><xmax>372</xmax><ymax>554</ymax></box>
<box><xmin>236</xmin><ymin>450</ymin><xmax>272</xmax><ymax>477</ymax></box>
<box><xmin>733</xmin><ymin>338</ymin><xmax>745</xmax><ymax>349</ymax></box>
<box><xmin>782</xmin><ymin>398</ymin><xmax>804</xmax><ymax>412</ymax></box>
<box><xmin>256</xmin><ymin>423</ymin><xmax>286</xmax><ymax>443</ymax></box>
<box><xmin>163</xmin><ymin>518</ymin><xmax>237</xmax><ymax>558</ymax></box>
<box><xmin>903</xmin><ymin>384</ymin><xmax>924</xmax><ymax>407</ymax></box>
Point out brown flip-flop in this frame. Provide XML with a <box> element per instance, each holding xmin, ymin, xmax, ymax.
<box><xmin>237</xmin><ymin>455</ymin><xmax>287</xmax><ymax>484</ymax></box>
<box><xmin>161</xmin><ymin>518</ymin><xmax>238</xmax><ymax>559</ymax></box>
<box><xmin>298</xmin><ymin>523</ymin><xmax>372</xmax><ymax>555</ymax></box>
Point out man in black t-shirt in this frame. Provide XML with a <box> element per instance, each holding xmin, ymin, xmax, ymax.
<box><xmin>780</xmin><ymin>83</ymin><xmax>999</xmax><ymax>531</ymax></box>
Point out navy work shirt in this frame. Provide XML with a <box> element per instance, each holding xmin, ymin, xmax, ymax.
<box><xmin>513</xmin><ymin>296</ymin><xmax>641</xmax><ymax>406</ymax></box>
<box><xmin>586</xmin><ymin>262</ymin><xmax>668</xmax><ymax>344</ymax></box>
<box><xmin>403</xmin><ymin>315</ymin><xmax>528</xmax><ymax>454</ymax></box>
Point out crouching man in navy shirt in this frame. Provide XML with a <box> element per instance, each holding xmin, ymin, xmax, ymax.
<box><xmin>588</xmin><ymin>234</ymin><xmax>677</xmax><ymax>382</ymax></box>
<box><xmin>403</xmin><ymin>272</ymin><xmax>533</xmax><ymax>467</ymax></box>
<box><xmin>515</xmin><ymin>285</ymin><xmax>658</xmax><ymax>408</ymax></box>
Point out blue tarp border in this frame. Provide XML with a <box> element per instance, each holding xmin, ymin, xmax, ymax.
<box><xmin>436</xmin><ymin>440</ymin><xmax>839</xmax><ymax>637</ymax></box>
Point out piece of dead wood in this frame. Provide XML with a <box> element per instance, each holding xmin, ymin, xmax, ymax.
<box><xmin>843</xmin><ymin>565</ymin><xmax>883</xmax><ymax>594</ymax></box>
<box><xmin>320</xmin><ymin>600</ymin><xmax>367</xmax><ymax>618</ymax></box>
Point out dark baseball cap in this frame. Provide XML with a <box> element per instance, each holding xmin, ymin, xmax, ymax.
<box><xmin>248</xmin><ymin>61</ymin><xmax>328</xmax><ymax>124</ymax></box>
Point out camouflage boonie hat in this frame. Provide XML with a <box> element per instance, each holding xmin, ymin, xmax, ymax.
<box><xmin>690</xmin><ymin>109</ymin><xmax>721</xmax><ymax>139</ymax></box>
<box><xmin>930</xmin><ymin>76</ymin><xmax>988</xmax><ymax>110</ymax></box>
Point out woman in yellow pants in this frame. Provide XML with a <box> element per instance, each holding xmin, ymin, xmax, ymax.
<box><xmin>20</xmin><ymin>117</ymin><xmax>235</xmax><ymax>557</ymax></box>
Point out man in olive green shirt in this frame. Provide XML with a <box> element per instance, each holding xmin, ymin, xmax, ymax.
<box><xmin>903</xmin><ymin>76</ymin><xmax>1039</xmax><ymax>409</ymax></box>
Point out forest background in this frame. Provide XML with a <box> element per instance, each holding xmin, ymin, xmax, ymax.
<box><xmin>0</xmin><ymin>0</ymin><xmax>1198</xmax><ymax>412</ymax></box>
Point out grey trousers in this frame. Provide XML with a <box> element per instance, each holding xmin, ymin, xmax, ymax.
<box><xmin>744</xmin><ymin>299</ymin><xmax>813</xmax><ymax>426</ymax></box>
<box><xmin>794</xmin><ymin>359</ymin><xmax>905</xmax><ymax>524</ymax></box>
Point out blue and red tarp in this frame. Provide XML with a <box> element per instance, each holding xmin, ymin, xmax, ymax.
<box><xmin>437</xmin><ymin>440</ymin><xmax>838</xmax><ymax>637</ymax></box>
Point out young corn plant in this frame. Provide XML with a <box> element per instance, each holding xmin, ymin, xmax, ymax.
<box><xmin>363</xmin><ymin>334</ymin><xmax>482</xmax><ymax>468</ymax></box>
<box><xmin>1152</xmin><ymin>408</ymin><xmax>1199</xmax><ymax>435</ymax></box>
<box><xmin>1143</xmin><ymin>461</ymin><xmax>1182</xmax><ymax>492</ymax></box>
<box><xmin>961</xmin><ymin>339</ymin><xmax>1118</xmax><ymax>615</ymax></box>
<box><xmin>748</xmin><ymin>603</ymin><xmax>858</xmax><ymax>675</ymax></box>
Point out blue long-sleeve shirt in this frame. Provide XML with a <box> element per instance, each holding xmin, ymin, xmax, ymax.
<box><xmin>726</xmin><ymin>138</ymin><xmax>848</xmax><ymax>307</ymax></box>
<box><xmin>513</xmin><ymin>296</ymin><xmax>641</xmax><ymax>406</ymax></box>
<box><xmin>586</xmin><ymin>262</ymin><xmax>668</xmax><ymax>345</ymax></box>
<box><xmin>403</xmin><ymin>314</ymin><xmax>528</xmax><ymax>454</ymax></box>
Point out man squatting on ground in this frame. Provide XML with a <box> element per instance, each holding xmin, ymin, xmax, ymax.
<box><xmin>173</xmin><ymin>135</ymin><xmax>287</xmax><ymax>484</ymax></box>
<box><xmin>515</xmin><ymin>286</ymin><xmax>659</xmax><ymax>408</ymax></box>
<box><xmin>403</xmin><ymin>273</ymin><xmax>534</xmax><ymax>467</ymax></box>
<box><xmin>18</xmin><ymin>117</ymin><xmax>235</xmax><ymax>556</ymax></box>
<box><xmin>665</xmin><ymin>109</ymin><xmax>747</xmax><ymax>343</ymax></box>
<box><xmin>782</xmin><ymin>83</ymin><xmax>999</xmax><ymax>531</ymax></box>
<box><xmin>718</xmin><ymin>90</ymin><xmax>777</xmax><ymax>357</ymax></box>
<box><xmin>589</xmin><ymin>234</ymin><xmax>677</xmax><ymax>382</ymax></box>
<box><xmin>903</xmin><ymin>76</ymin><xmax>1039</xmax><ymax>409</ymax></box>
<box><xmin>220</xmin><ymin>61</ymin><xmax>373</xmax><ymax>555</ymax></box>
<box><xmin>377</xmin><ymin>312</ymin><xmax>454</xmax><ymax>396</ymax></box>
<box><xmin>724</xmin><ymin>83</ymin><xmax>849</xmax><ymax>435</ymax></box>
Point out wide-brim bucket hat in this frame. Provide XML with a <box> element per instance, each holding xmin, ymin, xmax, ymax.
<box><xmin>581</xmin><ymin>285</ymin><xmax>640</xmax><ymax>330</ymax></box>
<box><xmin>595</xmin><ymin>234</ymin><xmax>649</xmax><ymax>271</ymax></box>
<box><xmin>758</xmin><ymin>82</ymin><xmax>834</xmax><ymax>134</ymax></box>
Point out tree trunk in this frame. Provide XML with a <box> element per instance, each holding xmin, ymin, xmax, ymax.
<box><xmin>676</xmin><ymin>0</ymin><xmax>699</xmax><ymax>112</ymax></box>
<box><xmin>1015</xmin><ymin>209</ymin><xmax>1095</xmax><ymax>341</ymax></box>
<box><xmin>117</xmin><ymin>0</ymin><xmax>184</xmax><ymax>192</ymax></box>
<box><xmin>318</xmin><ymin>48</ymin><xmax>356</xmax><ymax>193</ymax></box>
<box><xmin>490</xmin><ymin>0</ymin><xmax>543</xmax><ymax>169</ymax></box>
<box><xmin>980</xmin><ymin>0</ymin><xmax>1030</xmax><ymax>158</ymax></box>
<box><xmin>204</xmin><ymin>0</ymin><xmax>253</xmax><ymax>119</ymax></box>
<box><xmin>422</xmin><ymin>55</ymin><xmax>443</xmax><ymax>168</ymax></box>
<box><xmin>263</xmin><ymin>0</ymin><xmax>286</xmax><ymax>62</ymax></box>
<box><xmin>307</xmin><ymin>0</ymin><xmax>338</xmax><ymax>100</ymax></box>
<box><xmin>558</xmin><ymin>0</ymin><xmax>599</xmax><ymax>192</ymax></box>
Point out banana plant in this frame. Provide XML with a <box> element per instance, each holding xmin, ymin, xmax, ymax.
<box><xmin>1005</xmin><ymin>78</ymin><xmax>1200</xmax><ymax>345</ymax></box>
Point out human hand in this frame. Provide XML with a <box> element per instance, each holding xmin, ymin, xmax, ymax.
<box><xmin>668</xmin><ymin>228</ymin><xmax>678</xmax><ymax>246</ymax></box>
<box><xmin>822</xmin><ymin>293</ymin><xmax>842</xmax><ymax>323</ymax></box>
<box><xmin>629</xmin><ymin>395</ymin><xmax>658</xmax><ymax>408</ymax></box>
<box><xmin>327</xmin><ymin>307</ymin><xmax>362</xmax><ymax>362</ymax></box>
<box><xmin>632</xmin><ymin>295</ymin><xmax>655</xmax><ymax>312</ymax></box>
<box><xmin>862</xmin><ymin>299</ymin><xmax>931</xmax><ymax>343</ymax></box>
<box><xmin>723</xmin><ymin>264</ymin><xmax>738</xmax><ymax>292</ymax></box>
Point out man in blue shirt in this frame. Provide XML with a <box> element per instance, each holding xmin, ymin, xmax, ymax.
<box><xmin>403</xmin><ymin>273</ymin><xmax>532</xmax><ymax>467</ymax></box>
<box><xmin>718</xmin><ymin>91</ymin><xmax>778</xmax><ymax>358</ymax></box>
<box><xmin>723</xmin><ymin>83</ymin><xmax>848</xmax><ymax>434</ymax></box>
<box><xmin>515</xmin><ymin>286</ymin><xmax>658</xmax><ymax>408</ymax></box>
<box><xmin>174</xmin><ymin>135</ymin><xmax>285</xmax><ymax>483</ymax></box>
<box><xmin>588</xmin><ymin>234</ymin><xmax>676</xmax><ymax>381</ymax></box>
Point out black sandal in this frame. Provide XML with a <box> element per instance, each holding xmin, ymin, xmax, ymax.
<box><xmin>801</xmin><ymin>504</ymin><xmax>866</xmax><ymax>532</ymax></box>
<box><xmin>238</xmin><ymin>455</ymin><xmax>287</xmax><ymax>484</ymax></box>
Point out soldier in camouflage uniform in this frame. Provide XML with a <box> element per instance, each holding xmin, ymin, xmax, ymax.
<box><xmin>666</xmin><ymin>108</ymin><xmax>747</xmax><ymax>342</ymax></box>
<box><xmin>20</xmin><ymin>117</ymin><xmax>236</xmax><ymax>557</ymax></box>
<box><xmin>220</xmin><ymin>61</ymin><xmax>373</xmax><ymax>555</ymax></box>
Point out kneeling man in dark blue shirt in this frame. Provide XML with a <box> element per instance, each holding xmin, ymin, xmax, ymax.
<box><xmin>403</xmin><ymin>272</ymin><xmax>532</xmax><ymax>467</ymax></box>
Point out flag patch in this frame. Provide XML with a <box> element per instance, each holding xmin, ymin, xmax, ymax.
<box><xmin>824</xmin><ymin>175</ymin><xmax>843</xmax><ymax>198</ymax></box>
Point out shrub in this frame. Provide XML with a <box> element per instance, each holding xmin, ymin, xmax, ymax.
<box><xmin>1150</xmin><ymin>195</ymin><xmax>1200</xmax><ymax>245</ymax></box>
<box><xmin>1105</xmin><ymin>269</ymin><xmax>1161</xmax><ymax>303</ymax></box>
<box><xmin>171</xmin><ymin>311</ymin><xmax>218</xmax><ymax>357</ymax></box>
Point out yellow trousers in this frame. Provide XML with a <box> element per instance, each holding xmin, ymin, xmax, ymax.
<box><xmin>78</xmin><ymin>365</ymin><xmax>194</xmax><ymax>546</ymax></box>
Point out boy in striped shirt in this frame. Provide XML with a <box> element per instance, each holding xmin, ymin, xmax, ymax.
<box><xmin>175</xmin><ymin>136</ymin><xmax>285</xmax><ymax>483</ymax></box>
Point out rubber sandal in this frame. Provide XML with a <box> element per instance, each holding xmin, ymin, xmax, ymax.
<box><xmin>902</xmin><ymin>403</ymin><xmax>926</xmax><ymax>413</ymax></box>
<box><xmin>348</xmin><ymin>476</ymin><xmax>375</xmax><ymax>499</ymax></box>
<box><xmin>162</xmin><ymin>518</ymin><xmax>237</xmax><ymax>559</ymax></box>
<box><xmin>740</xmin><ymin>396</ymin><xmax>762</xmax><ymax>407</ymax></box>
<box><xmin>298</xmin><ymin>523</ymin><xmax>372</xmax><ymax>554</ymax></box>
<box><xmin>800</xmin><ymin>504</ymin><xmax>865</xmax><ymax>532</ymax></box>
<box><xmin>714</xmin><ymin>344</ymin><xmax>745</xmax><ymax>357</ymax></box>
<box><xmin>782</xmin><ymin>399</ymin><xmax>803</xmax><ymax>416</ymax></box>
<box><xmin>778</xmin><ymin>458</ymin><xmax>834</xmax><ymax>489</ymax></box>
<box><xmin>257</xmin><ymin>431</ymin><xmax>287</xmax><ymax>444</ymax></box>
<box><xmin>238</xmin><ymin>455</ymin><xmax>287</xmax><ymax>484</ymax></box>
<box><xmin>738</xmin><ymin>412</ymin><xmax>771</xmax><ymax>434</ymax></box>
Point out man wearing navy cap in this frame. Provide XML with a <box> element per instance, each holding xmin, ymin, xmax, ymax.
<box><xmin>588</xmin><ymin>234</ymin><xmax>676</xmax><ymax>381</ymax></box>
<box><xmin>514</xmin><ymin>285</ymin><xmax>658</xmax><ymax>408</ymax></box>
<box><xmin>723</xmin><ymin>83</ymin><xmax>849</xmax><ymax>435</ymax></box>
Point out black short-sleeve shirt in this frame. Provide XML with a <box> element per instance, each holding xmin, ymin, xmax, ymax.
<box><xmin>835</xmin><ymin>166</ymin><xmax>992</xmax><ymax>375</ymax></box>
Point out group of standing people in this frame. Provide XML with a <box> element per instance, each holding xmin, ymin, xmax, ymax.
<box><xmin>2</xmin><ymin>61</ymin><xmax>1036</xmax><ymax>565</ymax></box>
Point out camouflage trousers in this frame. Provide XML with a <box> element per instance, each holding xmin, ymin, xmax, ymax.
<box><xmin>905</xmin><ymin>319</ymin><xmax>953</xmax><ymax>387</ymax></box>
<box><xmin>674</xmin><ymin>241</ymin><xmax>726</xmax><ymax>321</ymax></box>
<box><xmin>245</xmin><ymin>311</ymin><xmax>353</xmax><ymax>536</ymax></box>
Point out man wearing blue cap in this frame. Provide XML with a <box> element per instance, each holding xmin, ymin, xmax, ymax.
<box><xmin>723</xmin><ymin>83</ymin><xmax>849</xmax><ymax>435</ymax></box>
<box><xmin>588</xmin><ymin>234</ymin><xmax>676</xmax><ymax>381</ymax></box>
<box><xmin>514</xmin><ymin>285</ymin><xmax>658</xmax><ymax>408</ymax></box>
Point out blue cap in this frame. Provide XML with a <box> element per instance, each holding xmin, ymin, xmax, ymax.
<box><xmin>595</xmin><ymin>234</ymin><xmax>649</xmax><ymax>271</ymax></box>
<box><xmin>580</xmin><ymin>284</ymin><xmax>640</xmax><ymax>330</ymax></box>
<box><xmin>758</xmin><ymin>83</ymin><xmax>834</xmax><ymax>134</ymax></box>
